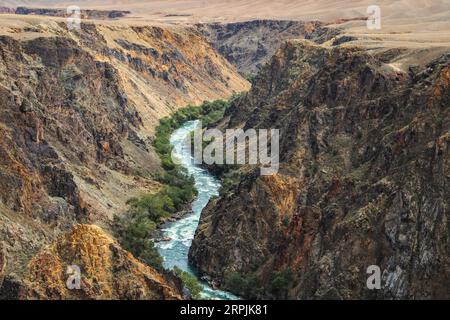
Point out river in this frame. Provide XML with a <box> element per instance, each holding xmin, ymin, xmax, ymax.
<box><xmin>155</xmin><ymin>120</ymin><xmax>238</xmax><ymax>300</ymax></box>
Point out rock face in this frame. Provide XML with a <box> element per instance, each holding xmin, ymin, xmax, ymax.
<box><xmin>21</xmin><ymin>224</ymin><xmax>183</xmax><ymax>300</ymax></box>
<box><xmin>0</xmin><ymin>20</ymin><xmax>248</xmax><ymax>298</ymax></box>
<box><xmin>0</xmin><ymin>243</ymin><xmax>5</xmax><ymax>288</ymax></box>
<box><xmin>196</xmin><ymin>20</ymin><xmax>339</xmax><ymax>76</ymax></box>
<box><xmin>189</xmin><ymin>40</ymin><xmax>450</xmax><ymax>299</ymax></box>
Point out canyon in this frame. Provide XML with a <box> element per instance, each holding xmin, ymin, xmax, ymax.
<box><xmin>190</xmin><ymin>40</ymin><xmax>450</xmax><ymax>299</ymax></box>
<box><xmin>0</xmin><ymin>1</ymin><xmax>449</xmax><ymax>300</ymax></box>
<box><xmin>0</xmin><ymin>15</ymin><xmax>247</xmax><ymax>299</ymax></box>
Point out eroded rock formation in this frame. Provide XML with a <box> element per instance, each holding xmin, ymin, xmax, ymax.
<box><xmin>190</xmin><ymin>40</ymin><xmax>450</xmax><ymax>299</ymax></box>
<box><xmin>21</xmin><ymin>224</ymin><xmax>183</xmax><ymax>300</ymax></box>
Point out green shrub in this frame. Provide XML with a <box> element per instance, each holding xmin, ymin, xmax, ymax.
<box><xmin>283</xmin><ymin>215</ymin><xmax>290</xmax><ymax>228</ymax></box>
<box><xmin>219</xmin><ymin>167</ymin><xmax>244</xmax><ymax>195</ymax></box>
<box><xmin>113</xmin><ymin>213</ymin><xmax>163</xmax><ymax>270</ymax></box>
<box><xmin>173</xmin><ymin>266</ymin><xmax>203</xmax><ymax>299</ymax></box>
<box><xmin>245</xmin><ymin>73</ymin><xmax>256</xmax><ymax>84</ymax></box>
<box><xmin>224</xmin><ymin>272</ymin><xmax>263</xmax><ymax>299</ymax></box>
<box><xmin>224</xmin><ymin>272</ymin><xmax>247</xmax><ymax>293</ymax></box>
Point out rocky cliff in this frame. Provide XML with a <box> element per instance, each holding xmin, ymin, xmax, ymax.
<box><xmin>189</xmin><ymin>40</ymin><xmax>450</xmax><ymax>299</ymax></box>
<box><xmin>15</xmin><ymin>7</ymin><xmax>131</xmax><ymax>20</ymax></box>
<box><xmin>0</xmin><ymin>18</ymin><xmax>248</xmax><ymax>298</ymax></box>
<box><xmin>196</xmin><ymin>20</ymin><xmax>340</xmax><ymax>76</ymax></box>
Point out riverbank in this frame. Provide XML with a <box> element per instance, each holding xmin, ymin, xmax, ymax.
<box><xmin>150</xmin><ymin>98</ymin><xmax>236</xmax><ymax>234</ymax></box>
<box><xmin>113</xmin><ymin>98</ymin><xmax>241</xmax><ymax>299</ymax></box>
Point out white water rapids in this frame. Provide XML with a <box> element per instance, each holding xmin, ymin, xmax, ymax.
<box><xmin>155</xmin><ymin>120</ymin><xmax>238</xmax><ymax>300</ymax></box>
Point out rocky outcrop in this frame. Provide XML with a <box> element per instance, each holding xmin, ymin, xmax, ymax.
<box><xmin>0</xmin><ymin>7</ymin><xmax>15</xmax><ymax>14</ymax></box>
<box><xmin>196</xmin><ymin>20</ymin><xmax>340</xmax><ymax>76</ymax></box>
<box><xmin>189</xmin><ymin>40</ymin><xmax>450</xmax><ymax>299</ymax></box>
<box><xmin>0</xmin><ymin>243</ymin><xmax>5</xmax><ymax>288</ymax></box>
<box><xmin>21</xmin><ymin>224</ymin><xmax>183</xmax><ymax>300</ymax></box>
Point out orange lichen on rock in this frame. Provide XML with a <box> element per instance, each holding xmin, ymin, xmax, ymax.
<box><xmin>22</xmin><ymin>224</ymin><xmax>183</xmax><ymax>300</ymax></box>
<box><xmin>258</xmin><ymin>174</ymin><xmax>301</xmax><ymax>222</ymax></box>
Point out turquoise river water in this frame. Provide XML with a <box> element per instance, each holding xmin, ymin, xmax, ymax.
<box><xmin>155</xmin><ymin>120</ymin><xmax>238</xmax><ymax>300</ymax></box>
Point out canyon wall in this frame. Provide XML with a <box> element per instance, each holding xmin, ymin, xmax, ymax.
<box><xmin>190</xmin><ymin>40</ymin><xmax>450</xmax><ymax>299</ymax></box>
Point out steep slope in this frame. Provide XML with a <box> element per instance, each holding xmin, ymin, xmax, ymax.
<box><xmin>20</xmin><ymin>224</ymin><xmax>183</xmax><ymax>300</ymax></box>
<box><xmin>0</xmin><ymin>18</ymin><xmax>248</xmax><ymax>297</ymax></box>
<box><xmin>196</xmin><ymin>20</ymin><xmax>340</xmax><ymax>76</ymax></box>
<box><xmin>190</xmin><ymin>40</ymin><xmax>450</xmax><ymax>299</ymax></box>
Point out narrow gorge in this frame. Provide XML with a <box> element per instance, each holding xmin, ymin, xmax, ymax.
<box><xmin>0</xmin><ymin>7</ymin><xmax>448</xmax><ymax>301</ymax></box>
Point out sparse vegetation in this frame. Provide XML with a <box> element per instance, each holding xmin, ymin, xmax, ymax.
<box><xmin>245</xmin><ymin>73</ymin><xmax>256</xmax><ymax>84</ymax></box>
<box><xmin>224</xmin><ymin>272</ymin><xmax>247</xmax><ymax>294</ymax></box>
<box><xmin>113</xmin><ymin>212</ymin><xmax>163</xmax><ymax>269</ymax></box>
<box><xmin>223</xmin><ymin>267</ymin><xmax>295</xmax><ymax>299</ymax></box>
<box><xmin>173</xmin><ymin>266</ymin><xmax>203</xmax><ymax>299</ymax></box>
<box><xmin>219</xmin><ymin>166</ymin><xmax>245</xmax><ymax>195</ymax></box>
<box><xmin>282</xmin><ymin>215</ymin><xmax>290</xmax><ymax>227</ymax></box>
